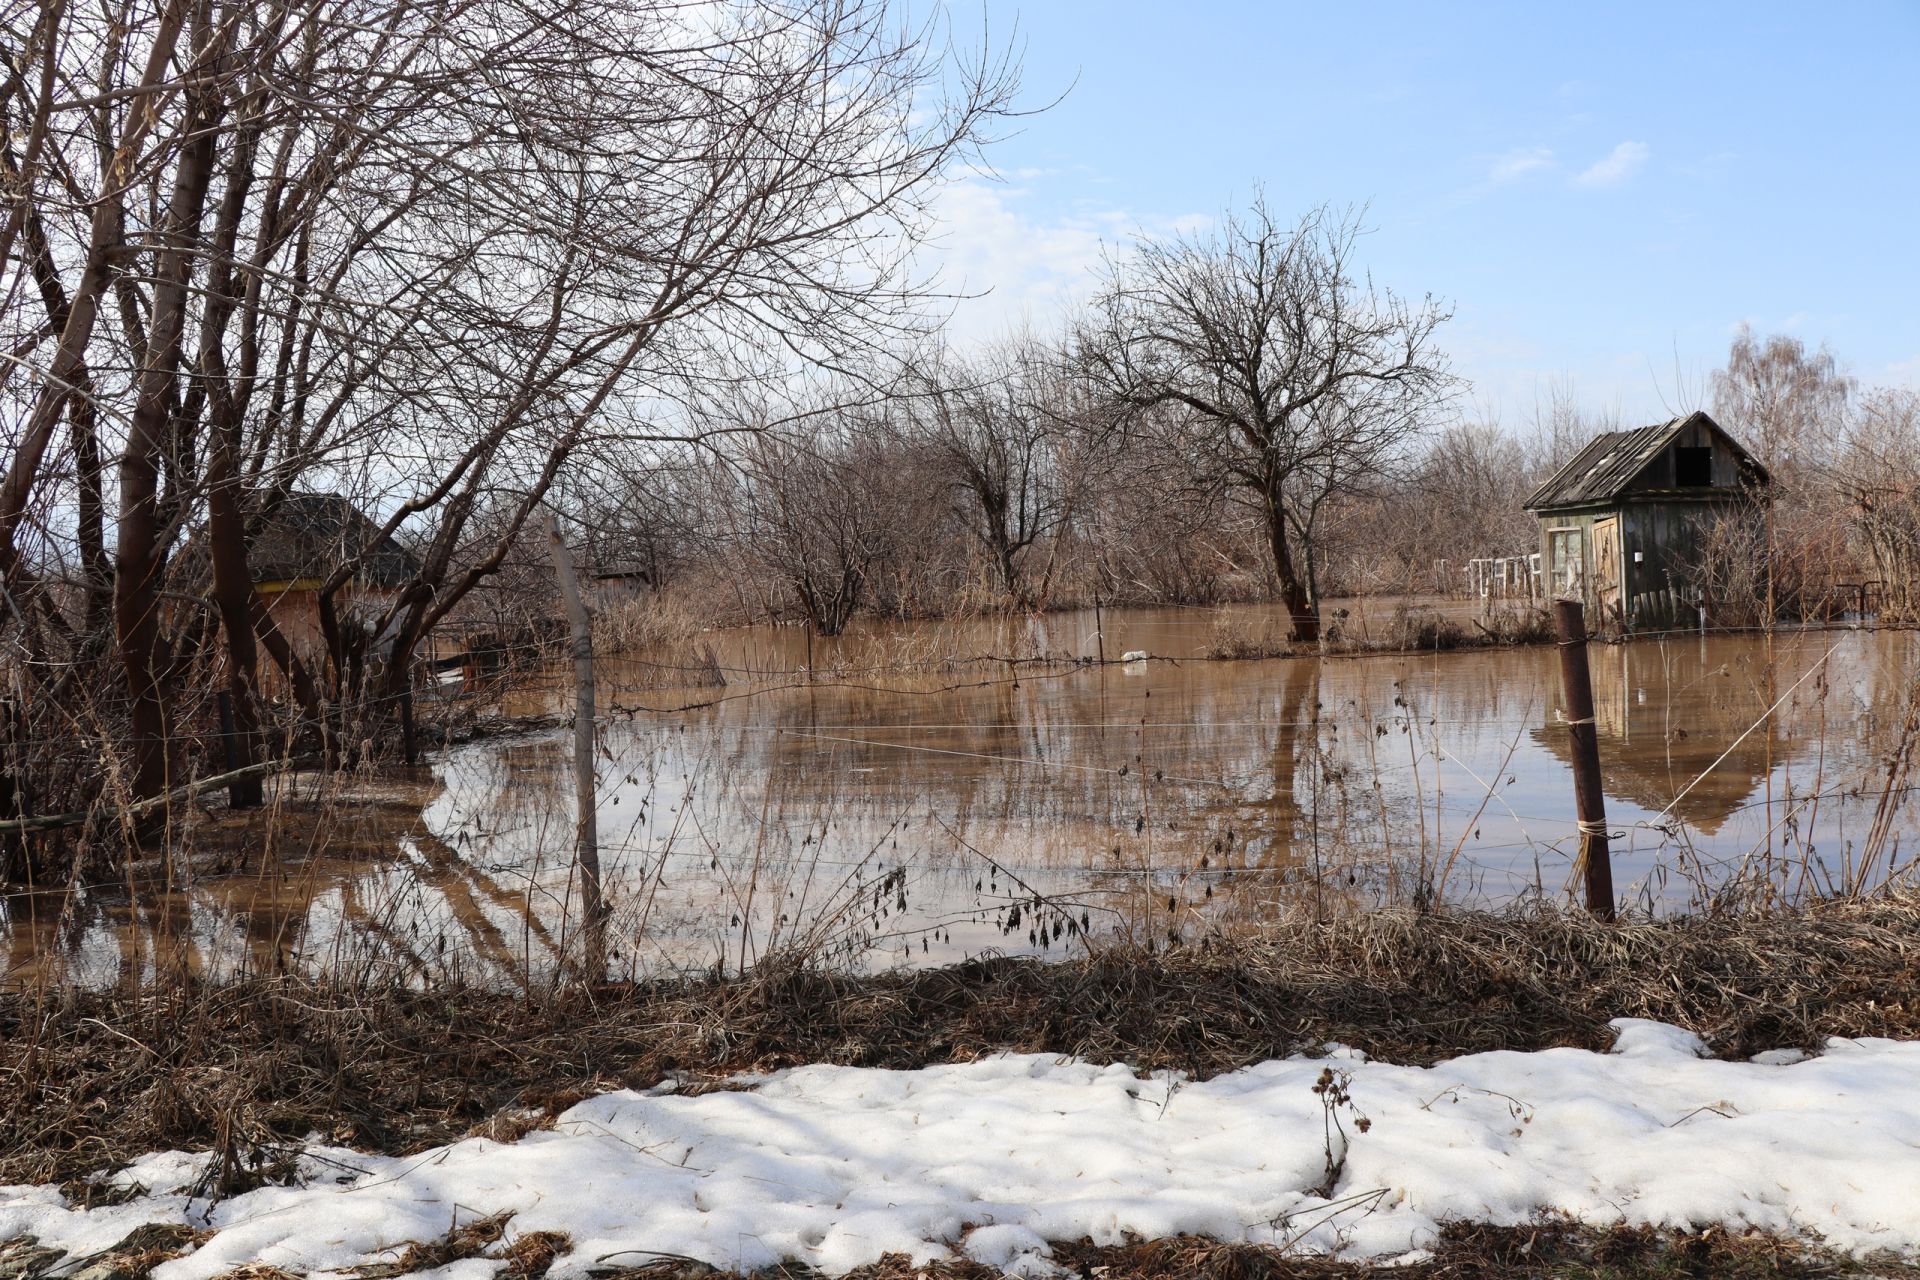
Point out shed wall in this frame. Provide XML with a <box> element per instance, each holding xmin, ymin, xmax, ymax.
<box><xmin>1538</xmin><ymin>496</ymin><xmax>1763</xmax><ymax>631</ymax></box>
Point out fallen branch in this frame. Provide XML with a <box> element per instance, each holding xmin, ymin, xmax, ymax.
<box><xmin>0</xmin><ymin>754</ymin><xmax>324</xmax><ymax>834</ymax></box>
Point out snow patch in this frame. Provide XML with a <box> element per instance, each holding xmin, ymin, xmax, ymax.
<box><xmin>5</xmin><ymin>1026</ymin><xmax>1920</xmax><ymax>1276</ymax></box>
<box><xmin>1607</xmin><ymin>1018</ymin><xmax>1707</xmax><ymax>1059</ymax></box>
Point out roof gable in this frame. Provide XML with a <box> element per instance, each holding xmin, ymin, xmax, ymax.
<box><xmin>1523</xmin><ymin>411</ymin><xmax>1767</xmax><ymax>511</ymax></box>
<box><xmin>251</xmin><ymin>493</ymin><xmax>419</xmax><ymax>588</ymax></box>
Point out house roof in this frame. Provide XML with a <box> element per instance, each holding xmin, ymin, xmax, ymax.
<box><xmin>1523</xmin><ymin>410</ymin><xmax>1767</xmax><ymax>512</ymax></box>
<box><xmin>250</xmin><ymin>493</ymin><xmax>418</xmax><ymax>588</ymax></box>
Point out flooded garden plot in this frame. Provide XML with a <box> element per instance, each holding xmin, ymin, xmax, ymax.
<box><xmin>4</xmin><ymin>607</ymin><xmax>1918</xmax><ymax>987</ymax></box>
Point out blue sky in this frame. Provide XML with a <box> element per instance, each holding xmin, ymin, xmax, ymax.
<box><xmin>930</xmin><ymin>1</ymin><xmax>1920</xmax><ymax>425</ymax></box>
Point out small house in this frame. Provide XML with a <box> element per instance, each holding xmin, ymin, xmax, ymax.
<box><xmin>589</xmin><ymin>563</ymin><xmax>654</xmax><ymax>607</ymax></box>
<box><xmin>1523</xmin><ymin>411</ymin><xmax>1769</xmax><ymax>631</ymax></box>
<box><xmin>250</xmin><ymin>493</ymin><xmax>420</xmax><ymax>668</ymax></box>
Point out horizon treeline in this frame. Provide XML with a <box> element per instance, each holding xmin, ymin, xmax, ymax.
<box><xmin>519</xmin><ymin>323</ymin><xmax>1920</xmax><ymax>641</ymax></box>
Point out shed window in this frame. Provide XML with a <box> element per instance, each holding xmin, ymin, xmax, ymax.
<box><xmin>1675</xmin><ymin>446</ymin><xmax>1713</xmax><ymax>487</ymax></box>
<box><xmin>1547</xmin><ymin>528</ymin><xmax>1584</xmax><ymax>596</ymax></box>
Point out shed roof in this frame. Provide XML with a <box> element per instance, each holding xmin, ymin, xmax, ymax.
<box><xmin>1523</xmin><ymin>410</ymin><xmax>1766</xmax><ymax>512</ymax></box>
<box><xmin>251</xmin><ymin>493</ymin><xmax>418</xmax><ymax>588</ymax></box>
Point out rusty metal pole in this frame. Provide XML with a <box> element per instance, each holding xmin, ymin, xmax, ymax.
<box><xmin>1553</xmin><ymin>598</ymin><xmax>1615</xmax><ymax>921</ymax></box>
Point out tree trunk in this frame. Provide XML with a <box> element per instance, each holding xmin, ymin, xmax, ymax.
<box><xmin>0</xmin><ymin>0</ymin><xmax>191</xmax><ymax>596</ymax></box>
<box><xmin>206</xmin><ymin>474</ymin><xmax>262</xmax><ymax>801</ymax></box>
<box><xmin>1264</xmin><ymin>491</ymin><xmax>1319</xmax><ymax>644</ymax></box>
<box><xmin>69</xmin><ymin>392</ymin><xmax>113</xmax><ymax>633</ymax></box>
<box><xmin>115</xmin><ymin>44</ymin><xmax>222</xmax><ymax>813</ymax></box>
<box><xmin>545</xmin><ymin>513</ymin><xmax>606</xmax><ymax>976</ymax></box>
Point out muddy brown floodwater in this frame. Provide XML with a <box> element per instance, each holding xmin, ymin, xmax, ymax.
<box><xmin>6</xmin><ymin>601</ymin><xmax>1918</xmax><ymax>988</ymax></box>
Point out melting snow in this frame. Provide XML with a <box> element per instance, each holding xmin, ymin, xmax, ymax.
<box><xmin>7</xmin><ymin>1018</ymin><xmax>1920</xmax><ymax>1276</ymax></box>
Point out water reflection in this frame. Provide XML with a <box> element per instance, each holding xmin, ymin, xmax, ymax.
<box><xmin>5</xmin><ymin>606</ymin><xmax>1917</xmax><ymax>987</ymax></box>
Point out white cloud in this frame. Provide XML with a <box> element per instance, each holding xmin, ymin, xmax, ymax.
<box><xmin>1489</xmin><ymin>146</ymin><xmax>1554</xmax><ymax>183</ymax></box>
<box><xmin>1574</xmin><ymin>141</ymin><xmax>1650</xmax><ymax>188</ymax></box>
<box><xmin>923</xmin><ymin>181</ymin><xmax>1208</xmax><ymax>346</ymax></box>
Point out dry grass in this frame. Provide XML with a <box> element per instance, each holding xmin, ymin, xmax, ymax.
<box><xmin>1203</xmin><ymin>615</ymin><xmax>1295</xmax><ymax>660</ymax></box>
<box><xmin>1041</xmin><ymin>1221</ymin><xmax>1920</xmax><ymax>1278</ymax></box>
<box><xmin>0</xmin><ymin>1217</ymin><xmax>574</xmax><ymax>1280</ymax></box>
<box><xmin>1203</xmin><ymin>603</ymin><xmax>1553</xmax><ymax>662</ymax></box>
<box><xmin>7</xmin><ymin>1221</ymin><xmax>1898</xmax><ymax>1280</ymax></box>
<box><xmin>0</xmin><ymin>1222</ymin><xmax>211</xmax><ymax>1280</ymax></box>
<box><xmin>579</xmin><ymin>1222</ymin><xmax>1917</xmax><ymax>1279</ymax></box>
<box><xmin>5</xmin><ymin>896</ymin><xmax>1920</xmax><ymax>1186</ymax></box>
<box><xmin>354</xmin><ymin>1213</ymin><xmax>527</xmax><ymax>1279</ymax></box>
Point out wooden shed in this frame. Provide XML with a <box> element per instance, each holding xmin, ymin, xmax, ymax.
<box><xmin>1523</xmin><ymin>411</ymin><xmax>1769</xmax><ymax>632</ymax></box>
<box><xmin>250</xmin><ymin>493</ymin><xmax>420</xmax><ymax>668</ymax></box>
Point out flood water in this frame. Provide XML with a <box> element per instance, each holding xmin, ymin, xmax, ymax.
<box><xmin>6</xmin><ymin>601</ymin><xmax>1918</xmax><ymax>987</ymax></box>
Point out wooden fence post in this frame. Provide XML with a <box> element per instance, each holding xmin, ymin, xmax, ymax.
<box><xmin>1553</xmin><ymin>598</ymin><xmax>1615</xmax><ymax>921</ymax></box>
<box><xmin>545</xmin><ymin>512</ymin><xmax>606</xmax><ymax>975</ymax></box>
<box><xmin>0</xmin><ymin>698</ymin><xmax>24</xmax><ymax>876</ymax></box>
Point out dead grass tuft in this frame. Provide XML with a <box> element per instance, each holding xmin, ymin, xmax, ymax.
<box><xmin>0</xmin><ymin>1237</ymin><xmax>67</xmax><ymax>1279</ymax></box>
<box><xmin>357</xmin><ymin>1212</ymin><xmax>512</xmax><ymax>1278</ymax></box>
<box><xmin>502</xmin><ymin>1231</ymin><xmax>572</xmax><ymax>1279</ymax></box>
<box><xmin>342</xmin><ymin>1215</ymin><xmax>567</xmax><ymax>1280</ymax></box>
<box><xmin>3</xmin><ymin>1215</ymin><xmax>1910</xmax><ymax>1279</ymax></box>
<box><xmin>0</xmin><ymin>1223</ymin><xmax>212</xmax><ymax>1280</ymax></box>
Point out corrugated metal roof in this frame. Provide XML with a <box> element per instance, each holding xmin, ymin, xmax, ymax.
<box><xmin>1523</xmin><ymin>410</ymin><xmax>1762</xmax><ymax>511</ymax></box>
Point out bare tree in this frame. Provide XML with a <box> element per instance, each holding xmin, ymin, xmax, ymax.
<box><xmin>1713</xmin><ymin>327</ymin><xmax>1855</xmax><ymax>479</ymax></box>
<box><xmin>1711</xmin><ymin>328</ymin><xmax>1857</xmax><ymax>620</ymax></box>
<box><xmin>0</xmin><ymin>0</ymin><xmax>1019</xmax><ymax>832</ymax></box>
<box><xmin>731</xmin><ymin>416</ymin><xmax>904</xmax><ymax>636</ymax></box>
<box><xmin>1079</xmin><ymin>200</ymin><xmax>1456</xmax><ymax>642</ymax></box>
<box><xmin>1842</xmin><ymin>388</ymin><xmax>1920</xmax><ymax>621</ymax></box>
<box><xmin>1076</xmin><ymin>415</ymin><xmax>1257</xmax><ymax>604</ymax></box>
<box><xmin>904</xmin><ymin>336</ymin><xmax>1105</xmax><ymax>606</ymax></box>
